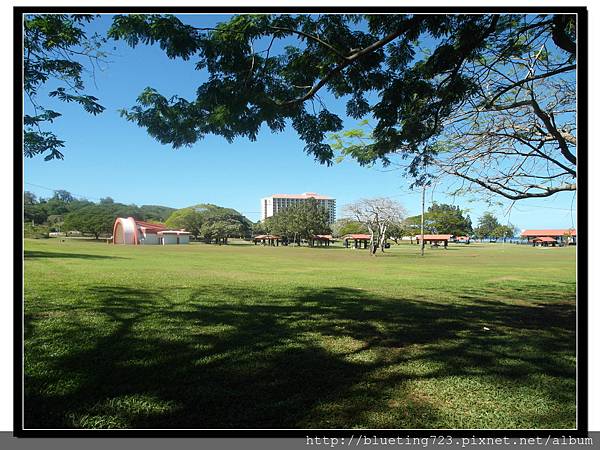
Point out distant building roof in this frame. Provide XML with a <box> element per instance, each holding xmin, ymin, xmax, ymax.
<box><xmin>532</xmin><ymin>236</ymin><xmax>557</xmax><ymax>242</ymax></box>
<box><xmin>521</xmin><ymin>229</ymin><xmax>576</xmax><ymax>237</ymax></box>
<box><xmin>416</xmin><ymin>234</ymin><xmax>454</xmax><ymax>241</ymax></box>
<box><xmin>135</xmin><ymin>220</ymin><xmax>167</xmax><ymax>233</ymax></box>
<box><xmin>253</xmin><ymin>234</ymin><xmax>282</xmax><ymax>240</ymax></box>
<box><xmin>312</xmin><ymin>234</ymin><xmax>334</xmax><ymax>241</ymax></box>
<box><xmin>342</xmin><ymin>234</ymin><xmax>371</xmax><ymax>240</ymax></box>
<box><xmin>270</xmin><ymin>192</ymin><xmax>333</xmax><ymax>200</ymax></box>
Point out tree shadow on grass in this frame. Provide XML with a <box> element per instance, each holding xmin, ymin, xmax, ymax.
<box><xmin>24</xmin><ymin>250</ymin><xmax>127</xmax><ymax>260</ymax></box>
<box><xmin>24</xmin><ymin>284</ymin><xmax>576</xmax><ymax>429</ymax></box>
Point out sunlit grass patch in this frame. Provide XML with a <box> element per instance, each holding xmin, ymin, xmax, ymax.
<box><xmin>67</xmin><ymin>394</ymin><xmax>178</xmax><ymax>429</ymax></box>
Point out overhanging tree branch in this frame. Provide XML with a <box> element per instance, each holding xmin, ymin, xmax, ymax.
<box><xmin>551</xmin><ymin>15</ymin><xmax>577</xmax><ymax>55</ymax></box>
<box><xmin>485</xmin><ymin>64</ymin><xmax>576</xmax><ymax>108</ymax></box>
<box><xmin>267</xmin><ymin>26</ymin><xmax>347</xmax><ymax>59</ymax></box>
<box><xmin>530</xmin><ymin>97</ymin><xmax>577</xmax><ymax>165</ymax></box>
<box><xmin>441</xmin><ymin>169</ymin><xmax>576</xmax><ymax>200</ymax></box>
<box><xmin>279</xmin><ymin>18</ymin><xmax>422</xmax><ymax>106</ymax></box>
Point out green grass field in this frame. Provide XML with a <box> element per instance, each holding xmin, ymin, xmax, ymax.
<box><xmin>23</xmin><ymin>238</ymin><xmax>577</xmax><ymax>429</ymax></box>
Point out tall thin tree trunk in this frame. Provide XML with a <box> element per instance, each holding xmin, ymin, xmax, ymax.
<box><xmin>379</xmin><ymin>224</ymin><xmax>387</xmax><ymax>253</ymax></box>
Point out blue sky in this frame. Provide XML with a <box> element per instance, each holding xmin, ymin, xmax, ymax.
<box><xmin>24</xmin><ymin>14</ymin><xmax>578</xmax><ymax>230</ymax></box>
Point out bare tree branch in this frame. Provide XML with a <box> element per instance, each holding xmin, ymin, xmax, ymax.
<box><xmin>485</xmin><ymin>64</ymin><xmax>576</xmax><ymax>108</ymax></box>
<box><xmin>529</xmin><ymin>97</ymin><xmax>577</xmax><ymax>165</ymax></box>
<box><xmin>440</xmin><ymin>169</ymin><xmax>575</xmax><ymax>200</ymax></box>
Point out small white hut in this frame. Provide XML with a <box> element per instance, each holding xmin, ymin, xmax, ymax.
<box><xmin>157</xmin><ymin>230</ymin><xmax>190</xmax><ymax>245</ymax></box>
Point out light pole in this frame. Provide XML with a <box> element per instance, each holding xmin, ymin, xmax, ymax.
<box><xmin>420</xmin><ymin>184</ymin><xmax>425</xmax><ymax>257</ymax></box>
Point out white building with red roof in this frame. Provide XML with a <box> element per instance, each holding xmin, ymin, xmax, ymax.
<box><xmin>113</xmin><ymin>217</ymin><xmax>190</xmax><ymax>245</ymax></box>
<box><xmin>260</xmin><ymin>192</ymin><xmax>336</xmax><ymax>224</ymax></box>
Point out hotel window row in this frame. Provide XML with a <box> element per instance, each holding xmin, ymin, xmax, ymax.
<box><xmin>260</xmin><ymin>193</ymin><xmax>336</xmax><ymax>224</ymax></box>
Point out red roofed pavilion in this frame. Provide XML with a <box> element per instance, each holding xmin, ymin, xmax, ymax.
<box><xmin>415</xmin><ymin>234</ymin><xmax>453</xmax><ymax>248</ymax></box>
<box><xmin>532</xmin><ymin>236</ymin><xmax>558</xmax><ymax>247</ymax></box>
<box><xmin>521</xmin><ymin>229</ymin><xmax>576</xmax><ymax>245</ymax></box>
<box><xmin>342</xmin><ymin>234</ymin><xmax>371</xmax><ymax>249</ymax></box>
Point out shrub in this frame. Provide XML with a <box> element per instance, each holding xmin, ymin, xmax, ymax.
<box><xmin>24</xmin><ymin>223</ymin><xmax>50</xmax><ymax>239</ymax></box>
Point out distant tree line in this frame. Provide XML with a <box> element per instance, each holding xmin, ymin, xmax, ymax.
<box><xmin>393</xmin><ymin>203</ymin><xmax>474</xmax><ymax>243</ymax></box>
<box><xmin>330</xmin><ymin>202</ymin><xmax>518</xmax><ymax>245</ymax></box>
<box><xmin>473</xmin><ymin>212</ymin><xmax>518</xmax><ymax>242</ymax></box>
<box><xmin>24</xmin><ymin>190</ymin><xmax>252</xmax><ymax>242</ymax></box>
<box><xmin>24</xmin><ymin>190</ymin><xmax>176</xmax><ymax>239</ymax></box>
<box><xmin>24</xmin><ymin>189</ymin><xmax>518</xmax><ymax>244</ymax></box>
<box><xmin>331</xmin><ymin>218</ymin><xmax>368</xmax><ymax>238</ymax></box>
<box><xmin>402</xmin><ymin>208</ymin><xmax>516</xmax><ymax>241</ymax></box>
<box><xmin>165</xmin><ymin>204</ymin><xmax>252</xmax><ymax>244</ymax></box>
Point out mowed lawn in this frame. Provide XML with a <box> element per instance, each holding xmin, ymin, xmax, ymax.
<box><xmin>23</xmin><ymin>238</ymin><xmax>577</xmax><ymax>429</ymax></box>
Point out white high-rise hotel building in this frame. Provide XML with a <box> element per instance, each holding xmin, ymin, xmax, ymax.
<box><xmin>261</xmin><ymin>193</ymin><xmax>336</xmax><ymax>224</ymax></box>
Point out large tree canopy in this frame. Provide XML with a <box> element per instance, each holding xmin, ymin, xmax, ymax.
<box><xmin>106</xmin><ymin>13</ymin><xmax>577</xmax><ymax>198</ymax></box>
<box><xmin>24</xmin><ymin>189</ymin><xmax>177</xmax><ymax>234</ymax></box>
<box><xmin>24</xmin><ymin>14</ymin><xmax>107</xmax><ymax>160</ymax></box>
<box><xmin>432</xmin><ymin>20</ymin><xmax>577</xmax><ymax>201</ymax></box>
<box><xmin>24</xmin><ymin>189</ymin><xmax>94</xmax><ymax>226</ymax></box>
<box><xmin>425</xmin><ymin>203</ymin><xmax>473</xmax><ymax>236</ymax></box>
<box><xmin>331</xmin><ymin>218</ymin><xmax>368</xmax><ymax>238</ymax></box>
<box><xmin>474</xmin><ymin>212</ymin><xmax>501</xmax><ymax>239</ymax></box>
<box><xmin>165</xmin><ymin>203</ymin><xmax>252</xmax><ymax>242</ymax></box>
<box><xmin>263</xmin><ymin>197</ymin><xmax>331</xmax><ymax>245</ymax></box>
<box><xmin>63</xmin><ymin>202</ymin><xmax>143</xmax><ymax>239</ymax></box>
